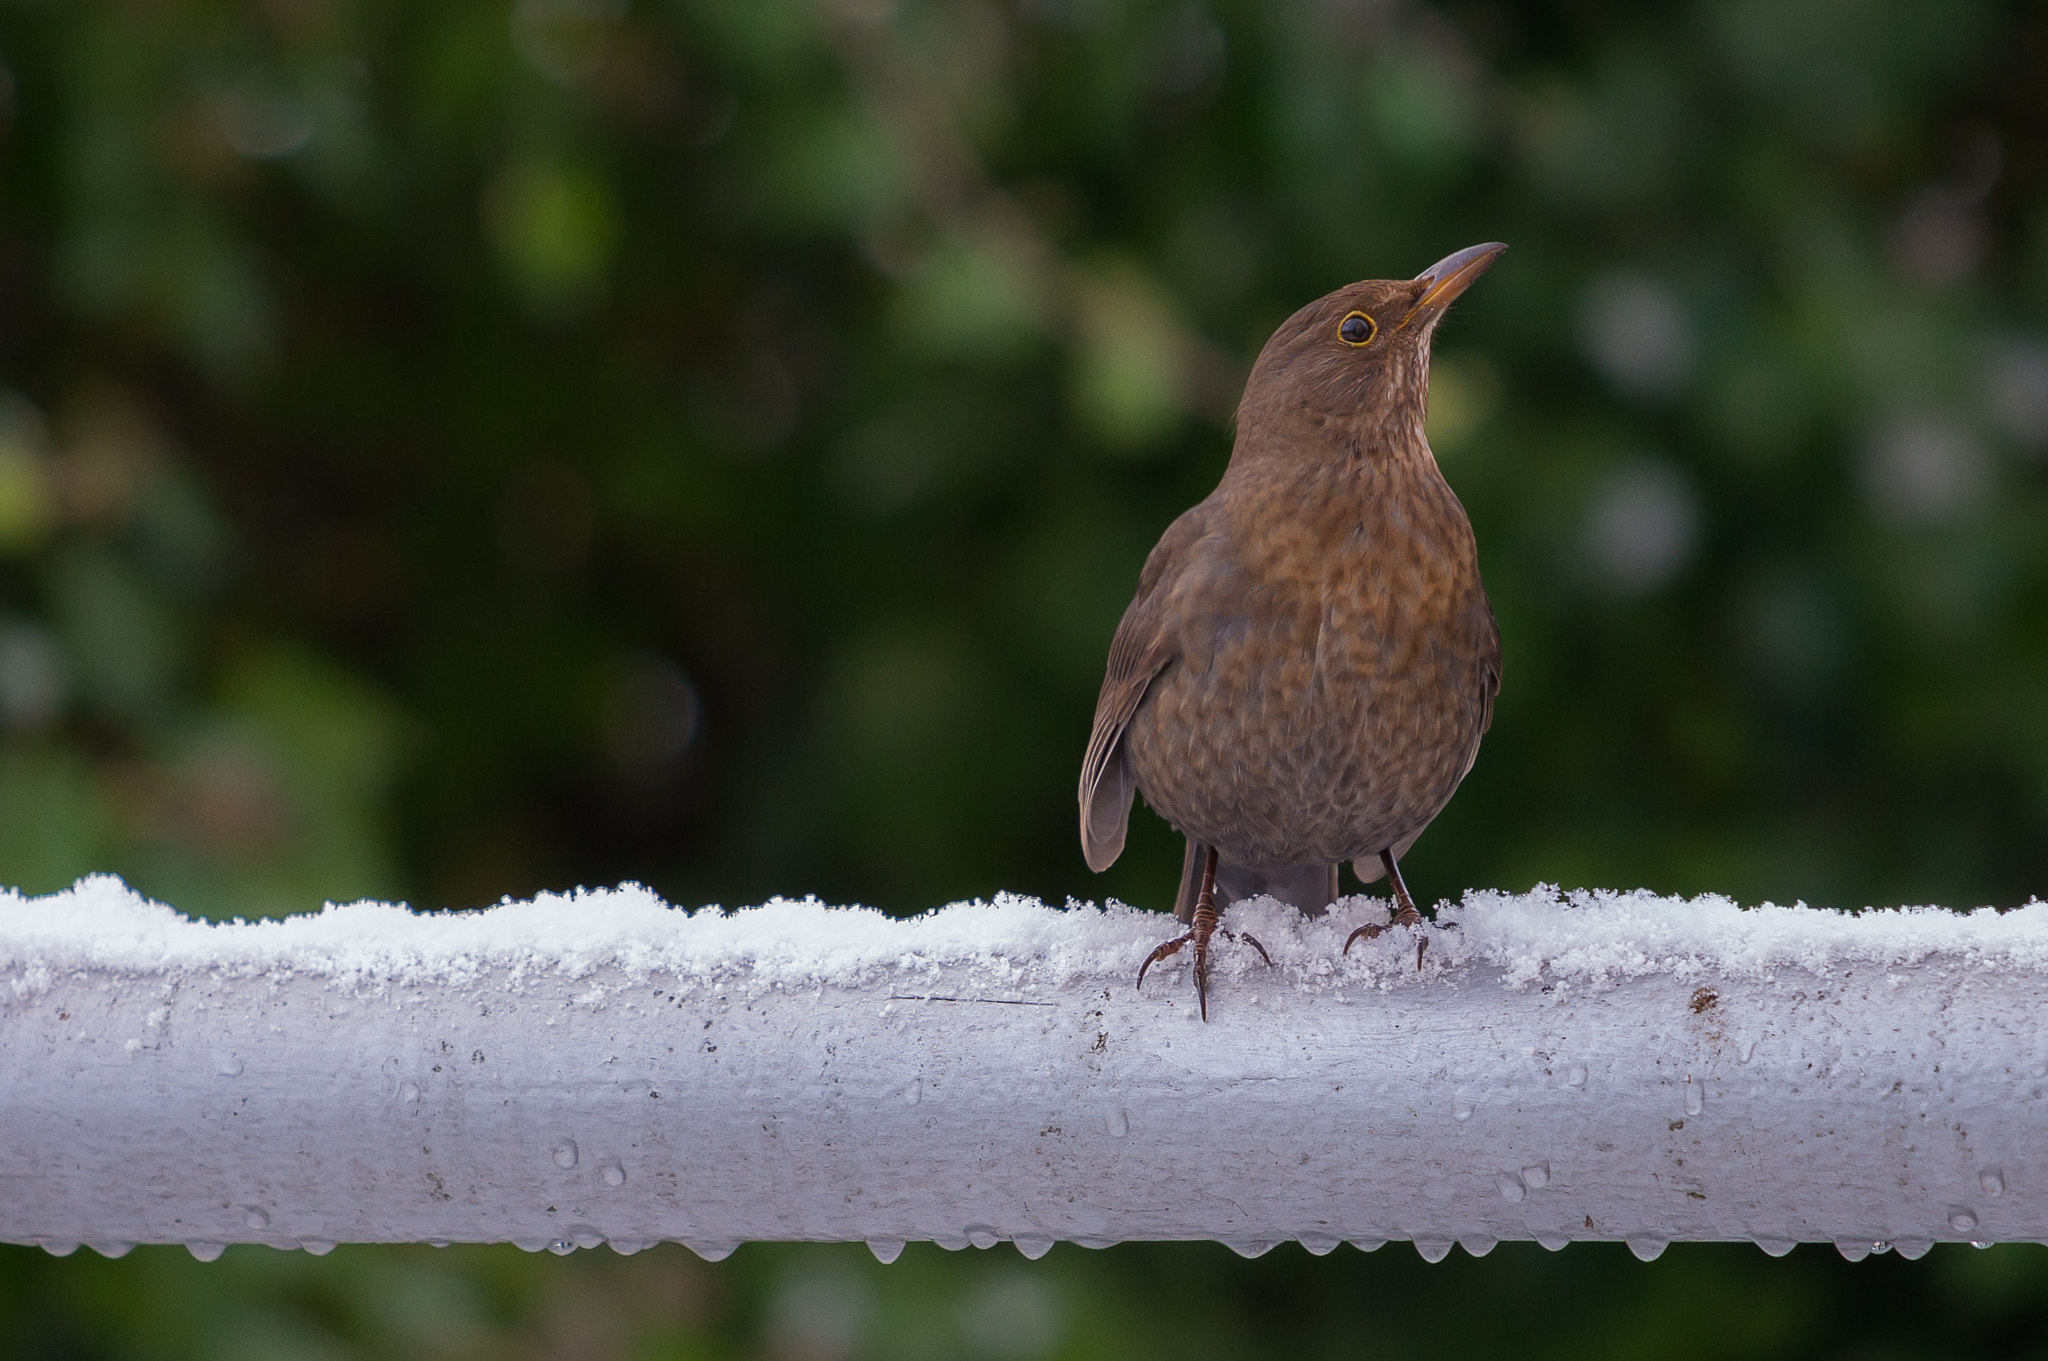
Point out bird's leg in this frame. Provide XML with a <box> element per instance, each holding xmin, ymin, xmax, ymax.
<box><xmin>1378</xmin><ymin>850</ymin><xmax>1436</xmax><ymax>971</ymax></box>
<box><xmin>1137</xmin><ymin>845</ymin><xmax>1266</xmax><ymax>1020</ymax></box>
<box><xmin>1186</xmin><ymin>845</ymin><xmax>1221</xmax><ymax>1020</ymax></box>
<box><xmin>1380</xmin><ymin>849</ymin><xmax>1425</xmax><ymax>927</ymax></box>
<box><xmin>1344</xmin><ymin>849</ymin><xmax>1430</xmax><ymax>962</ymax></box>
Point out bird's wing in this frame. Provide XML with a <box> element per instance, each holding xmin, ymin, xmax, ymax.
<box><xmin>1077</xmin><ymin>644</ymin><xmax>1167</xmax><ymax>872</ymax></box>
<box><xmin>1078</xmin><ymin>511</ymin><xmax>1206</xmax><ymax>872</ymax></box>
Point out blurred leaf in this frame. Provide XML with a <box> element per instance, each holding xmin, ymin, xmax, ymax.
<box><xmin>483</xmin><ymin>156</ymin><xmax>621</xmax><ymax>315</ymax></box>
<box><xmin>1070</xmin><ymin>257</ymin><xmax>1193</xmax><ymax>450</ymax></box>
<box><xmin>0</xmin><ymin>748</ymin><xmax>111</xmax><ymax>894</ymax></box>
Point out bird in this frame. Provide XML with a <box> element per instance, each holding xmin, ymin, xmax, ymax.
<box><xmin>1077</xmin><ymin>242</ymin><xmax>1505</xmax><ymax>1019</ymax></box>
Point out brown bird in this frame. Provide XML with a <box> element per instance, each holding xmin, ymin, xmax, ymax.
<box><xmin>1078</xmin><ymin>243</ymin><xmax>1505</xmax><ymax>1018</ymax></box>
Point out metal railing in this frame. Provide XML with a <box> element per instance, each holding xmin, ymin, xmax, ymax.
<box><xmin>4</xmin><ymin>876</ymin><xmax>2042</xmax><ymax>1263</ymax></box>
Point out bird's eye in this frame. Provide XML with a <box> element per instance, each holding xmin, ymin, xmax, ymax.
<box><xmin>1338</xmin><ymin>312</ymin><xmax>1376</xmax><ymax>346</ymax></box>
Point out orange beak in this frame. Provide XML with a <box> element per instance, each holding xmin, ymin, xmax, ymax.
<box><xmin>1402</xmin><ymin>242</ymin><xmax>1507</xmax><ymax>325</ymax></box>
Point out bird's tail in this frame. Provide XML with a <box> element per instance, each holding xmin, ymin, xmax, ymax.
<box><xmin>1175</xmin><ymin>839</ymin><xmax>1338</xmax><ymax>923</ymax></box>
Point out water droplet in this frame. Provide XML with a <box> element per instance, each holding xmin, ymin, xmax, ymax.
<box><xmin>602</xmin><ymin>1163</ymin><xmax>626</xmax><ymax>1187</ymax></box>
<box><xmin>572</xmin><ymin>1227</ymin><xmax>603</xmax><ymax>1249</ymax></box>
<box><xmin>1226</xmin><ymin>1239</ymin><xmax>1277</xmax><ymax>1258</ymax></box>
<box><xmin>609</xmin><ymin>1239</ymin><xmax>647</xmax><ymax>1255</ymax></box>
<box><xmin>1106</xmin><ymin>1109</ymin><xmax>1129</xmax><ymax>1138</ymax></box>
<box><xmin>1297</xmin><ymin>1233</ymin><xmax>1340</xmax><ymax>1256</ymax></box>
<box><xmin>1413</xmin><ymin>1237</ymin><xmax>1453</xmax><ymax>1263</ymax></box>
<box><xmin>91</xmin><ymin>1242</ymin><xmax>133</xmax><ymax>1259</ymax></box>
<box><xmin>548</xmin><ymin>1238</ymin><xmax>575</xmax><ymax>1255</ymax></box>
<box><xmin>553</xmin><ymin>1139</ymin><xmax>579</xmax><ymax>1169</ymax></box>
<box><xmin>398</xmin><ymin>1081</ymin><xmax>420</xmax><ymax>1104</ymax></box>
<box><xmin>1070</xmin><ymin>1235</ymin><xmax>1118</xmax><ymax>1249</ymax></box>
<box><xmin>1981</xmin><ymin>1169</ymin><xmax>2005</xmax><ymax>1197</ymax></box>
<box><xmin>427</xmin><ymin>1239</ymin><xmax>451</xmax><ymax>1249</ymax></box>
<box><xmin>39</xmin><ymin>1240</ymin><xmax>79</xmax><ymax>1257</ymax></box>
<box><xmin>1972</xmin><ymin>1240</ymin><xmax>1994</xmax><ymax>1249</ymax></box>
<box><xmin>1834</xmin><ymin>1238</ymin><xmax>1874</xmax><ymax>1261</ymax></box>
<box><xmin>244</xmin><ymin>1207</ymin><xmax>270</xmax><ymax>1230</ymax></box>
<box><xmin>1534</xmin><ymin>1231</ymin><xmax>1569</xmax><ymax>1251</ymax></box>
<box><xmin>1014</xmin><ymin>1234</ymin><xmax>1055</xmax><ymax>1260</ymax></box>
<box><xmin>300</xmin><ymin>1239</ymin><xmax>336</xmax><ymax>1256</ymax></box>
<box><xmin>1460</xmin><ymin>1236</ymin><xmax>1497</xmax><ymax>1257</ymax></box>
<box><xmin>1625</xmin><ymin>1235</ymin><xmax>1667</xmax><ymax>1261</ymax></box>
<box><xmin>966</xmin><ymin>1224</ymin><xmax>999</xmax><ymax>1250</ymax></box>
<box><xmin>1496</xmin><ymin>1172</ymin><xmax>1527</xmax><ymax>1203</ymax></box>
<box><xmin>867</xmin><ymin>1238</ymin><xmax>906</xmax><ymax>1264</ymax></box>
<box><xmin>211</xmin><ymin>1052</ymin><xmax>243</xmax><ymax>1077</ymax></box>
<box><xmin>1567</xmin><ymin>1065</ymin><xmax>1588</xmax><ymax>1088</ymax></box>
<box><xmin>187</xmin><ymin>1241</ymin><xmax>225</xmax><ymax>1262</ymax></box>
<box><xmin>1893</xmin><ymin>1237</ymin><xmax>1933</xmax><ymax>1260</ymax></box>
<box><xmin>687</xmin><ymin>1240</ymin><xmax>737</xmax><ymax>1261</ymax></box>
<box><xmin>1452</xmin><ymin>1096</ymin><xmax>1474</xmax><ymax>1122</ymax></box>
<box><xmin>933</xmin><ymin>1234</ymin><xmax>970</xmax><ymax>1251</ymax></box>
<box><xmin>1522</xmin><ymin>1162</ymin><xmax>1551</xmax><ymax>1190</ymax></box>
<box><xmin>1685</xmin><ymin>1079</ymin><xmax>1704</xmax><ymax>1117</ymax></box>
<box><xmin>1950</xmin><ymin>1210</ymin><xmax>1979</xmax><ymax>1233</ymax></box>
<box><xmin>1753</xmin><ymin>1237</ymin><xmax>1795</xmax><ymax>1257</ymax></box>
<box><xmin>513</xmin><ymin>1238</ymin><xmax>551</xmax><ymax>1253</ymax></box>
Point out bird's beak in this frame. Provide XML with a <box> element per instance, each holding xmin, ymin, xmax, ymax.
<box><xmin>1402</xmin><ymin>242</ymin><xmax>1507</xmax><ymax>325</ymax></box>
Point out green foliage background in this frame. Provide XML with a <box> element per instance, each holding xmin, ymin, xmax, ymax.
<box><xmin>3</xmin><ymin>0</ymin><xmax>2048</xmax><ymax>1355</ymax></box>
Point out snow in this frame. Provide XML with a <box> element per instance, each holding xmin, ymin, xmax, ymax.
<box><xmin>3</xmin><ymin>875</ymin><xmax>2045</xmax><ymax>1259</ymax></box>
<box><xmin>5</xmin><ymin>873</ymin><xmax>2042</xmax><ymax>995</ymax></box>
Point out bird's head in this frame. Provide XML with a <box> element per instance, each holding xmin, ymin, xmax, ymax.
<box><xmin>1235</xmin><ymin>242</ymin><xmax>1505</xmax><ymax>455</ymax></box>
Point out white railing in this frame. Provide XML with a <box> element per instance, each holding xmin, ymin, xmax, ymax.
<box><xmin>4</xmin><ymin>876</ymin><xmax>2043</xmax><ymax>1263</ymax></box>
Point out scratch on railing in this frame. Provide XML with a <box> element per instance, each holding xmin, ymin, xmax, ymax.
<box><xmin>888</xmin><ymin>995</ymin><xmax>1058</xmax><ymax>1007</ymax></box>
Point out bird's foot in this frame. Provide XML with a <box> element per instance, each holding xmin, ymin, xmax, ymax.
<box><xmin>1342</xmin><ymin>902</ymin><xmax>1430</xmax><ymax>969</ymax></box>
<box><xmin>1346</xmin><ymin>849</ymin><xmax>1433</xmax><ymax>969</ymax></box>
<box><xmin>1135</xmin><ymin>923</ymin><xmax>1274</xmax><ymax>1018</ymax></box>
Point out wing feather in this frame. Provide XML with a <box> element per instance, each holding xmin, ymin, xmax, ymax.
<box><xmin>1078</xmin><ymin>625</ymin><xmax>1170</xmax><ymax>872</ymax></box>
<box><xmin>1077</xmin><ymin>511</ymin><xmax>1208</xmax><ymax>872</ymax></box>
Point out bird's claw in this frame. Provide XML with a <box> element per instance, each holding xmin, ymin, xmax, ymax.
<box><xmin>1342</xmin><ymin>904</ymin><xmax>1431</xmax><ymax>968</ymax></box>
<box><xmin>1136</xmin><ymin>931</ymin><xmax>1194</xmax><ymax>990</ymax></box>
<box><xmin>1341</xmin><ymin>922</ymin><xmax>1379</xmax><ymax>955</ymax></box>
<box><xmin>1221</xmin><ymin>928</ymin><xmax>1274</xmax><ymax>969</ymax></box>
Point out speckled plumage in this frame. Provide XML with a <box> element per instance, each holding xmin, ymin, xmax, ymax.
<box><xmin>1080</xmin><ymin>245</ymin><xmax>1504</xmax><ymax>928</ymax></box>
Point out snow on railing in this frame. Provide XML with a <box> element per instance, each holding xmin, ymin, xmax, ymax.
<box><xmin>4</xmin><ymin>875</ymin><xmax>2045</xmax><ymax>1264</ymax></box>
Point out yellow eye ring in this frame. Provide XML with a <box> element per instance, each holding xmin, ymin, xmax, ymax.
<box><xmin>1338</xmin><ymin>311</ymin><xmax>1377</xmax><ymax>346</ymax></box>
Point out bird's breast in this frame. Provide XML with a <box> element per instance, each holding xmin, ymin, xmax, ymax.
<box><xmin>1125</xmin><ymin>461</ymin><xmax>1494</xmax><ymax>867</ymax></box>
